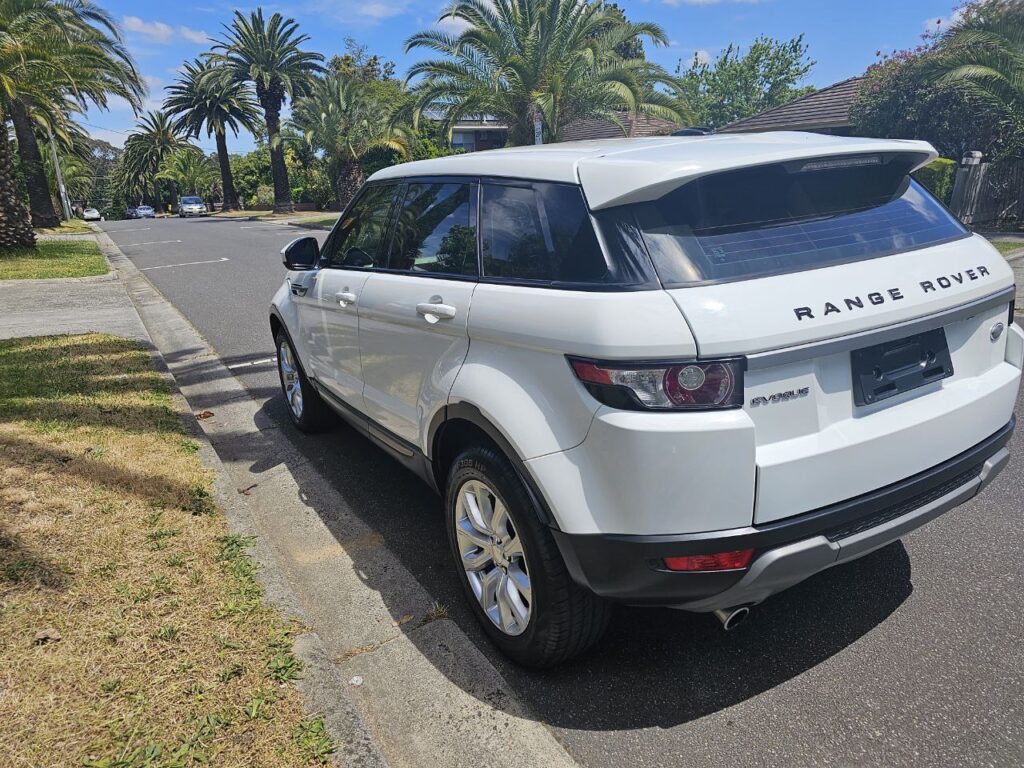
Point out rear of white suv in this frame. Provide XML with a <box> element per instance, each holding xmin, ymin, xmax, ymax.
<box><xmin>270</xmin><ymin>133</ymin><xmax>1021</xmax><ymax>667</ymax></box>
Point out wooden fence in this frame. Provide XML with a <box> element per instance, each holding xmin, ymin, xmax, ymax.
<box><xmin>949</xmin><ymin>151</ymin><xmax>1024</xmax><ymax>227</ymax></box>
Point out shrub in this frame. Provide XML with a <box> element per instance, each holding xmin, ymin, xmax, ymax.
<box><xmin>913</xmin><ymin>158</ymin><xmax>957</xmax><ymax>204</ymax></box>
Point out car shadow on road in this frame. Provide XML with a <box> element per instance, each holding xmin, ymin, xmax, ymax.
<box><xmin>251</xmin><ymin>391</ymin><xmax>913</xmax><ymax>731</ymax></box>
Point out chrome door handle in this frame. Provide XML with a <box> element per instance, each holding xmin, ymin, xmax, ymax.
<box><xmin>336</xmin><ymin>291</ymin><xmax>357</xmax><ymax>307</ymax></box>
<box><xmin>416</xmin><ymin>302</ymin><xmax>457</xmax><ymax>322</ymax></box>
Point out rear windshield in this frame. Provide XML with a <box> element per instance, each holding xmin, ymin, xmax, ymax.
<box><xmin>621</xmin><ymin>157</ymin><xmax>969</xmax><ymax>286</ymax></box>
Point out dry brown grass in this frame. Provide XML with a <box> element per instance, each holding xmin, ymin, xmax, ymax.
<box><xmin>0</xmin><ymin>334</ymin><xmax>334</xmax><ymax>767</ymax></box>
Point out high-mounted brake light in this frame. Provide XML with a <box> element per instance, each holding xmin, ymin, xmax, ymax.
<box><xmin>568</xmin><ymin>357</ymin><xmax>745</xmax><ymax>411</ymax></box>
<box><xmin>663</xmin><ymin>548</ymin><xmax>754</xmax><ymax>572</ymax></box>
<box><xmin>800</xmin><ymin>154</ymin><xmax>882</xmax><ymax>172</ymax></box>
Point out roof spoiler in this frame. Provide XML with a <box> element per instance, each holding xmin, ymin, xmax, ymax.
<box><xmin>577</xmin><ymin>137</ymin><xmax>938</xmax><ymax>210</ymax></box>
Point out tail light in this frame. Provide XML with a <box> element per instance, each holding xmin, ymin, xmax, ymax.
<box><xmin>568</xmin><ymin>356</ymin><xmax>745</xmax><ymax>410</ymax></box>
<box><xmin>663</xmin><ymin>548</ymin><xmax>754</xmax><ymax>572</ymax></box>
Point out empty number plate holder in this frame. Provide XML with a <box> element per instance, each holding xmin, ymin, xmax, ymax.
<box><xmin>851</xmin><ymin>327</ymin><xmax>954</xmax><ymax>407</ymax></box>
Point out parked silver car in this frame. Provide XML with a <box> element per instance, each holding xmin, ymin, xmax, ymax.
<box><xmin>178</xmin><ymin>196</ymin><xmax>207</xmax><ymax>217</ymax></box>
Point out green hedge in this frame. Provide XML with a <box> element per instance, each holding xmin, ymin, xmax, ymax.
<box><xmin>913</xmin><ymin>158</ymin><xmax>957</xmax><ymax>204</ymax></box>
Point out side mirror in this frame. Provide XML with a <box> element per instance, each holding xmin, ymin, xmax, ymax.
<box><xmin>282</xmin><ymin>237</ymin><xmax>320</xmax><ymax>270</ymax></box>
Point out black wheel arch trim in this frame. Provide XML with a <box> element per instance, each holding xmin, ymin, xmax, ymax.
<box><xmin>430</xmin><ymin>402</ymin><xmax>558</xmax><ymax>528</ymax></box>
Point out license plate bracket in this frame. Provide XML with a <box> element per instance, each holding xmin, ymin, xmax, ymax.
<box><xmin>851</xmin><ymin>327</ymin><xmax>953</xmax><ymax>407</ymax></box>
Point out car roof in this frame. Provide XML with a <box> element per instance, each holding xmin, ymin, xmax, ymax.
<box><xmin>367</xmin><ymin>131</ymin><xmax>936</xmax><ymax>210</ymax></box>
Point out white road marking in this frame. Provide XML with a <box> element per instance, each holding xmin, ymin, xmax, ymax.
<box><xmin>226</xmin><ymin>356</ymin><xmax>277</xmax><ymax>370</ymax></box>
<box><xmin>124</xmin><ymin>239</ymin><xmax>183</xmax><ymax>247</ymax></box>
<box><xmin>141</xmin><ymin>257</ymin><xmax>230</xmax><ymax>271</ymax></box>
<box><xmin>112</xmin><ymin>227</ymin><xmax>152</xmax><ymax>233</ymax></box>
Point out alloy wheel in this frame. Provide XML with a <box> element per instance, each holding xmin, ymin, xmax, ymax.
<box><xmin>278</xmin><ymin>339</ymin><xmax>304</xmax><ymax>420</ymax></box>
<box><xmin>454</xmin><ymin>479</ymin><xmax>532</xmax><ymax>636</ymax></box>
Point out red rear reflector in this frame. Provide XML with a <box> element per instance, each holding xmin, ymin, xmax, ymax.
<box><xmin>663</xmin><ymin>548</ymin><xmax>755</xmax><ymax>572</ymax></box>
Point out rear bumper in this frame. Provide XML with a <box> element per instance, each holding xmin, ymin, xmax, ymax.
<box><xmin>551</xmin><ymin>417</ymin><xmax>1014</xmax><ymax>611</ymax></box>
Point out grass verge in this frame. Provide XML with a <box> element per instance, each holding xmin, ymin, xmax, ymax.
<box><xmin>990</xmin><ymin>240</ymin><xmax>1024</xmax><ymax>257</ymax></box>
<box><xmin>293</xmin><ymin>215</ymin><xmax>340</xmax><ymax>230</ymax></box>
<box><xmin>0</xmin><ymin>238</ymin><xmax>108</xmax><ymax>280</ymax></box>
<box><xmin>35</xmin><ymin>218</ymin><xmax>95</xmax><ymax>236</ymax></box>
<box><xmin>0</xmin><ymin>334</ymin><xmax>335</xmax><ymax>767</ymax></box>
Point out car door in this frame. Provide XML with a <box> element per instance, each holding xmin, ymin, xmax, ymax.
<box><xmin>311</xmin><ymin>182</ymin><xmax>400</xmax><ymax>410</ymax></box>
<box><xmin>357</xmin><ymin>178</ymin><xmax>479</xmax><ymax>450</ymax></box>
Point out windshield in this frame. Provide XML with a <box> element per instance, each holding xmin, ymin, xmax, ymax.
<box><xmin>618</xmin><ymin>157</ymin><xmax>969</xmax><ymax>286</ymax></box>
<box><xmin>181</xmin><ymin>197</ymin><xmax>203</xmax><ymax>205</ymax></box>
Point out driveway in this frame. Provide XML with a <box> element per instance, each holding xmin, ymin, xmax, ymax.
<box><xmin>101</xmin><ymin>217</ymin><xmax>1024</xmax><ymax>767</ymax></box>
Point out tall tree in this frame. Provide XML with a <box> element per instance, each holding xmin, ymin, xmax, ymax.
<box><xmin>3</xmin><ymin>0</ymin><xmax>142</xmax><ymax>229</ymax></box>
<box><xmin>211</xmin><ymin>9</ymin><xmax>324</xmax><ymax>213</ymax></box>
<box><xmin>923</xmin><ymin>0</ymin><xmax>1024</xmax><ymax>158</ymax></box>
<box><xmin>289</xmin><ymin>72</ymin><xmax>412</xmax><ymax>209</ymax></box>
<box><xmin>675</xmin><ymin>35</ymin><xmax>815</xmax><ymax>129</ymax></box>
<box><xmin>119</xmin><ymin>111</ymin><xmax>191</xmax><ymax>209</ymax></box>
<box><xmin>164</xmin><ymin>59</ymin><xmax>261</xmax><ymax>211</ymax></box>
<box><xmin>157</xmin><ymin>149</ymin><xmax>219</xmax><ymax>197</ymax></box>
<box><xmin>404</xmin><ymin>0</ymin><xmax>683</xmax><ymax>145</ymax></box>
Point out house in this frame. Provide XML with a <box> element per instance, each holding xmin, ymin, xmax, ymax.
<box><xmin>450</xmin><ymin>116</ymin><xmax>509</xmax><ymax>152</ymax></box>
<box><xmin>717</xmin><ymin>76</ymin><xmax>865</xmax><ymax>135</ymax></box>
<box><xmin>560</xmin><ymin>112</ymin><xmax>680</xmax><ymax>141</ymax></box>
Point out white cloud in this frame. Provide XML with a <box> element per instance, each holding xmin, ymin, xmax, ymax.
<box><xmin>694</xmin><ymin>48</ymin><xmax>710</xmax><ymax>65</ymax></box>
<box><xmin>178</xmin><ymin>25</ymin><xmax>210</xmax><ymax>44</ymax></box>
<box><xmin>924</xmin><ymin>7</ymin><xmax>966</xmax><ymax>34</ymax></box>
<box><xmin>123</xmin><ymin>16</ymin><xmax>175</xmax><ymax>43</ymax></box>
<box><xmin>436</xmin><ymin>13</ymin><xmax>472</xmax><ymax>34</ymax></box>
<box><xmin>358</xmin><ymin>2</ymin><xmax>406</xmax><ymax>18</ymax></box>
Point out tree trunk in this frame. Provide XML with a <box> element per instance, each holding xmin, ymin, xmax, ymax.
<box><xmin>10</xmin><ymin>100</ymin><xmax>60</xmax><ymax>228</ymax></box>
<box><xmin>0</xmin><ymin>106</ymin><xmax>36</xmax><ymax>250</ymax></box>
<box><xmin>260</xmin><ymin>88</ymin><xmax>293</xmax><ymax>214</ymax></box>
<box><xmin>216</xmin><ymin>131</ymin><xmax>240</xmax><ymax>211</ymax></box>
<box><xmin>334</xmin><ymin>159</ymin><xmax>364</xmax><ymax>211</ymax></box>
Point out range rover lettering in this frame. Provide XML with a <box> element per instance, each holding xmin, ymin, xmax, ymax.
<box><xmin>270</xmin><ymin>132</ymin><xmax>1022</xmax><ymax>667</ymax></box>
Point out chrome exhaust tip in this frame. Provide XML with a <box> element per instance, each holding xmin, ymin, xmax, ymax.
<box><xmin>713</xmin><ymin>606</ymin><xmax>750</xmax><ymax>631</ymax></box>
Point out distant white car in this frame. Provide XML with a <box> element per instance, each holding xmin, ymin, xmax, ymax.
<box><xmin>271</xmin><ymin>132</ymin><xmax>1022</xmax><ymax>667</ymax></box>
<box><xmin>82</xmin><ymin>208</ymin><xmax>102</xmax><ymax>221</ymax></box>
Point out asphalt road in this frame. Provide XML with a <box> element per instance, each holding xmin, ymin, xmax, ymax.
<box><xmin>102</xmin><ymin>216</ymin><xmax>1024</xmax><ymax>768</ymax></box>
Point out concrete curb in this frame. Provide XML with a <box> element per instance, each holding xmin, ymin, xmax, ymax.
<box><xmin>94</xmin><ymin>227</ymin><xmax>579</xmax><ymax>768</ymax></box>
<box><xmin>93</xmin><ymin>228</ymin><xmax>390</xmax><ymax>768</ymax></box>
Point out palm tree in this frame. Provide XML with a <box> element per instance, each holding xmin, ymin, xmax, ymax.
<box><xmin>211</xmin><ymin>9</ymin><xmax>324</xmax><ymax>213</ymax></box>
<box><xmin>2</xmin><ymin>0</ymin><xmax>142</xmax><ymax>230</ymax></box>
<box><xmin>157</xmin><ymin>148</ymin><xmax>219</xmax><ymax>198</ymax></box>
<box><xmin>164</xmin><ymin>59</ymin><xmax>261</xmax><ymax>211</ymax></box>
<box><xmin>925</xmin><ymin>1</ymin><xmax>1024</xmax><ymax>119</ymax></box>
<box><xmin>289</xmin><ymin>73</ymin><xmax>412</xmax><ymax>209</ymax></box>
<box><xmin>404</xmin><ymin>0</ymin><xmax>683</xmax><ymax>145</ymax></box>
<box><xmin>120</xmin><ymin>111</ymin><xmax>192</xmax><ymax>210</ymax></box>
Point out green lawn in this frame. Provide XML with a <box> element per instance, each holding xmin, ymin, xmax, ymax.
<box><xmin>34</xmin><ymin>218</ymin><xmax>94</xmax><ymax>236</ymax></box>
<box><xmin>293</xmin><ymin>214</ymin><xmax>339</xmax><ymax>229</ymax></box>
<box><xmin>990</xmin><ymin>240</ymin><xmax>1024</xmax><ymax>257</ymax></box>
<box><xmin>0</xmin><ymin>239</ymin><xmax>108</xmax><ymax>280</ymax></box>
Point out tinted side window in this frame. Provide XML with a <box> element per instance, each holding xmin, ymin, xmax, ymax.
<box><xmin>480</xmin><ymin>182</ymin><xmax>608</xmax><ymax>283</ymax></box>
<box><xmin>323</xmin><ymin>184</ymin><xmax>397</xmax><ymax>269</ymax></box>
<box><xmin>388</xmin><ymin>182</ymin><xmax>478</xmax><ymax>276</ymax></box>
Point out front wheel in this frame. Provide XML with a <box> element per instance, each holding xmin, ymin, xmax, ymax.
<box><xmin>275</xmin><ymin>330</ymin><xmax>337</xmax><ymax>433</ymax></box>
<box><xmin>446</xmin><ymin>445</ymin><xmax>611</xmax><ymax>668</ymax></box>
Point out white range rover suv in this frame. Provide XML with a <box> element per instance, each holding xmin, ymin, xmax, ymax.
<box><xmin>270</xmin><ymin>132</ymin><xmax>1021</xmax><ymax>667</ymax></box>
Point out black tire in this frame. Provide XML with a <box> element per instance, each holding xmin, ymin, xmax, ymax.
<box><xmin>445</xmin><ymin>444</ymin><xmax>611</xmax><ymax>668</ymax></box>
<box><xmin>275</xmin><ymin>329</ymin><xmax>337</xmax><ymax>433</ymax></box>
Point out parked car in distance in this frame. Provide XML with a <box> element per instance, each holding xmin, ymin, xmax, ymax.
<box><xmin>135</xmin><ymin>205</ymin><xmax>155</xmax><ymax>219</ymax></box>
<box><xmin>125</xmin><ymin>206</ymin><xmax>137</xmax><ymax>219</ymax></box>
<box><xmin>82</xmin><ymin>208</ymin><xmax>102</xmax><ymax>221</ymax></box>
<box><xmin>270</xmin><ymin>133</ymin><xmax>1022</xmax><ymax>667</ymax></box>
<box><xmin>178</xmin><ymin>196</ymin><xmax>207</xmax><ymax>217</ymax></box>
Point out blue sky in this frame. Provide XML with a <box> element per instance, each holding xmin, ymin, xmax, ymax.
<box><xmin>82</xmin><ymin>0</ymin><xmax>964</xmax><ymax>154</ymax></box>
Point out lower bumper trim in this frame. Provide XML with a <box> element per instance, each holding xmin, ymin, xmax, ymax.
<box><xmin>552</xmin><ymin>417</ymin><xmax>1014</xmax><ymax>609</ymax></box>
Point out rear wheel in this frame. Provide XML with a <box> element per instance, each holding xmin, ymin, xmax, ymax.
<box><xmin>275</xmin><ymin>330</ymin><xmax>337</xmax><ymax>432</ymax></box>
<box><xmin>446</xmin><ymin>445</ymin><xmax>611</xmax><ymax>667</ymax></box>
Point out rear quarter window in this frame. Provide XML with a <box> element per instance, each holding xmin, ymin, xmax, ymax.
<box><xmin>626</xmin><ymin>157</ymin><xmax>970</xmax><ymax>286</ymax></box>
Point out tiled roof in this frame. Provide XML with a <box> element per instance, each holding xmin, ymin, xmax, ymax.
<box><xmin>718</xmin><ymin>76</ymin><xmax>865</xmax><ymax>134</ymax></box>
<box><xmin>561</xmin><ymin>112</ymin><xmax>679</xmax><ymax>141</ymax></box>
